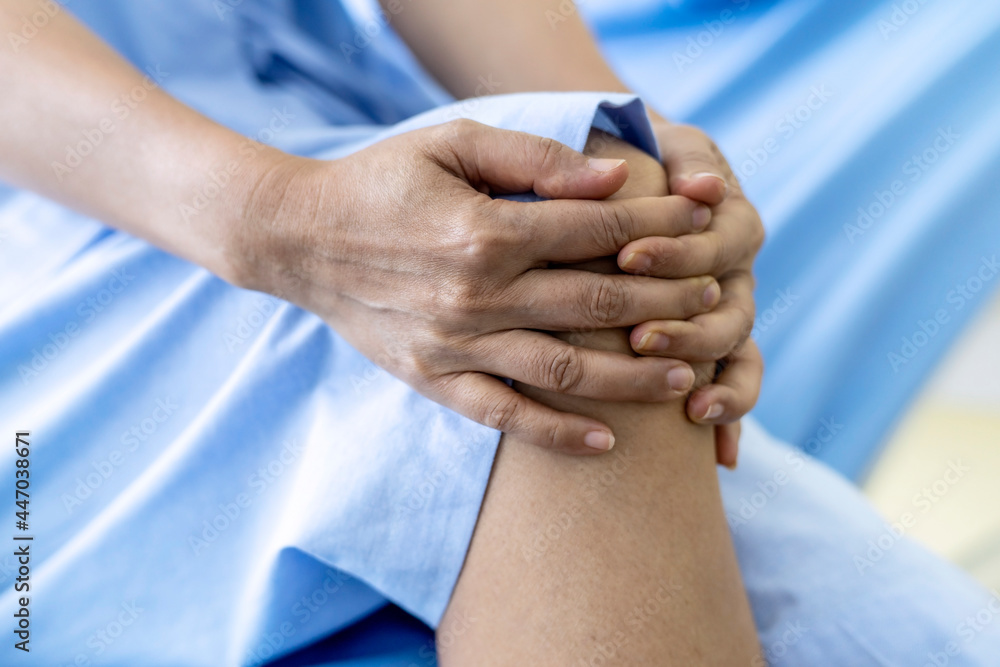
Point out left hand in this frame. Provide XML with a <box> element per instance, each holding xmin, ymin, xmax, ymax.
<box><xmin>622</xmin><ymin>120</ymin><xmax>765</xmax><ymax>467</ymax></box>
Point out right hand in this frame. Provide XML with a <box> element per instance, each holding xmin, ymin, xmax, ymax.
<box><xmin>231</xmin><ymin>120</ymin><xmax>720</xmax><ymax>454</ymax></box>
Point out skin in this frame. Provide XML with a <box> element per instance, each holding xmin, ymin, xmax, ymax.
<box><xmin>384</xmin><ymin>0</ymin><xmax>766</xmax><ymax>462</ymax></box>
<box><xmin>439</xmin><ymin>132</ymin><xmax>761</xmax><ymax>665</ymax></box>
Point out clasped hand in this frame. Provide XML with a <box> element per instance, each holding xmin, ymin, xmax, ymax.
<box><xmin>230</xmin><ymin>119</ymin><xmax>763</xmax><ymax>461</ymax></box>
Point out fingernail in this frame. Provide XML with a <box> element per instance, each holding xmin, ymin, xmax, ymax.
<box><xmin>588</xmin><ymin>158</ymin><xmax>626</xmax><ymax>174</ymax></box>
<box><xmin>689</xmin><ymin>171</ymin><xmax>728</xmax><ymax>196</ymax></box>
<box><xmin>667</xmin><ymin>366</ymin><xmax>695</xmax><ymax>392</ymax></box>
<box><xmin>702</xmin><ymin>404</ymin><xmax>723</xmax><ymax>420</ymax></box>
<box><xmin>622</xmin><ymin>252</ymin><xmax>652</xmax><ymax>273</ymax></box>
<box><xmin>703</xmin><ymin>281</ymin><xmax>720</xmax><ymax>307</ymax></box>
<box><xmin>638</xmin><ymin>331</ymin><xmax>669</xmax><ymax>352</ymax></box>
<box><xmin>584</xmin><ymin>430</ymin><xmax>615</xmax><ymax>451</ymax></box>
<box><xmin>692</xmin><ymin>204</ymin><xmax>712</xmax><ymax>231</ymax></box>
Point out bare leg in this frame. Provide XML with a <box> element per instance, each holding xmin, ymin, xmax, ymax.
<box><xmin>438</xmin><ymin>132</ymin><xmax>760</xmax><ymax>666</ymax></box>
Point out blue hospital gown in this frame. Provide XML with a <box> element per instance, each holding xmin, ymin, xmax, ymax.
<box><xmin>0</xmin><ymin>1</ymin><xmax>999</xmax><ymax>665</ymax></box>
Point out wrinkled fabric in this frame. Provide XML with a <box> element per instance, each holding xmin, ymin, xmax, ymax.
<box><xmin>0</xmin><ymin>1</ymin><xmax>998</xmax><ymax>665</ymax></box>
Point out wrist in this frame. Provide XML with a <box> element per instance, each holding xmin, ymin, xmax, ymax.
<box><xmin>220</xmin><ymin>147</ymin><xmax>316</xmax><ymax>295</ymax></box>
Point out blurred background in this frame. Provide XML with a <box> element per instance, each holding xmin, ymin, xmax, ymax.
<box><xmin>866</xmin><ymin>290</ymin><xmax>1000</xmax><ymax>591</ymax></box>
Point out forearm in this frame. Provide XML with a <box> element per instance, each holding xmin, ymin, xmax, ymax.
<box><xmin>0</xmin><ymin>0</ymin><xmax>266</xmax><ymax>282</ymax></box>
<box><xmin>382</xmin><ymin>0</ymin><xmax>668</xmax><ymax>124</ymax></box>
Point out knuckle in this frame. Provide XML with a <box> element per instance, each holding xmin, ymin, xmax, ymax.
<box><xmin>703</xmin><ymin>330</ymin><xmax>735</xmax><ymax>361</ymax></box>
<box><xmin>650</xmin><ymin>238</ymin><xmax>683</xmax><ymax>273</ymax></box>
<box><xmin>541</xmin><ymin>419</ymin><xmax>564</xmax><ymax>451</ymax></box>
<box><xmin>449</xmin><ymin>214</ymin><xmax>516</xmax><ymax>275</ymax></box>
<box><xmin>597</xmin><ymin>202</ymin><xmax>634</xmax><ymax>252</ymax></box>
<box><xmin>485</xmin><ymin>201</ymin><xmax>529</xmax><ymax>247</ymax></box>
<box><xmin>398</xmin><ymin>355</ymin><xmax>431</xmax><ymax>387</ymax></box>
<box><xmin>389</xmin><ymin>343</ymin><xmax>440</xmax><ymax>389</ymax></box>
<box><xmin>459</xmin><ymin>227</ymin><xmax>504</xmax><ymax>267</ymax></box>
<box><xmin>687</xmin><ymin>278</ymin><xmax>712</xmax><ymax>313</ymax></box>
<box><xmin>588</xmin><ymin>277</ymin><xmax>630</xmax><ymax>326</ymax></box>
<box><xmin>664</xmin><ymin>195</ymin><xmax>695</xmax><ymax>222</ymax></box>
<box><xmin>428</xmin><ymin>279</ymin><xmax>484</xmax><ymax>322</ymax></box>
<box><xmin>534</xmin><ymin>135</ymin><xmax>565</xmax><ymax>172</ymax></box>
<box><xmin>707</xmin><ymin>231</ymin><xmax>730</xmax><ymax>274</ymax></box>
<box><xmin>542</xmin><ymin>347</ymin><xmax>584</xmax><ymax>393</ymax></box>
<box><xmin>675</xmin><ymin>125</ymin><xmax>718</xmax><ymax>162</ymax></box>
<box><xmin>483</xmin><ymin>392</ymin><xmax>522</xmax><ymax>432</ymax></box>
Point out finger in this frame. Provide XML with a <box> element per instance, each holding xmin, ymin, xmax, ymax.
<box><xmin>509</xmin><ymin>269</ymin><xmax>720</xmax><ymax>331</ymax></box>
<box><xmin>617</xmin><ymin>203</ymin><xmax>761</xmax><ymax>278</ymax></box>
<box><xmin>656</xmin><ymin>123</ymin><xmax>740</xmax><ymax>204</ymax></box>
<box><xmin>434</xmin><ymin>371</ymin><xmax>617</xmax><ymax>455</ymax></box>
<box><xmin>631</xmin><ymin>272</ymin><xmax>754</xmax><ymax>360</ymax></box>
<box><xmin>715</xmin><ymin>422</ymin><xmax>741</xmax><ymax>469</ymax></box>
<box><xmin>440</xmin><ymin>120</ymin><xmax>629</xmax><ymax>200</ymax></box>
<box><xmin>674</xmin><ymin>174</ymin><xmax>728</xmax><ymax>206</ymax></box>
<box><xmin>474</xmin><ymin>330</ymin><xmax>697</xmax><ymax>401</ymax></box>
<box><xmin>503</xmin><ymin>195</ymin><xmax>711</xmax><ymax>265</ymax></box>
<box><xmin>686</xmin><ymin>340</ymin><xmax>763</xmax><ymax>425</ymax></box>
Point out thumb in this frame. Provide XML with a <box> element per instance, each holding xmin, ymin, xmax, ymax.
<box><xmin>441</xmin><ymin>120</ymin><xmax>629</xmax><ymax>200</ymax></box>
<box><xmin>657</xmin><ymin>124</ymin><xmax>732</xmax><ymax>205</ymax></box>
